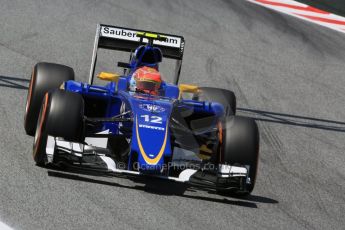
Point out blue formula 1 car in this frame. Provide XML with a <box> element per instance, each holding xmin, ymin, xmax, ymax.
<box><xmin>24</xmin><ymin>25</ymin><xmax>259</xmax><ymax>195</ymax></box>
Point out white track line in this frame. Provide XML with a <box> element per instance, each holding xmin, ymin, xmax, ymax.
<box><xmin>247</xmin><ymin>0</ymin><xmax>345</xmax><ymax>34</ymax></box>
<box><xmin>0</xmin><ymin>221</ymin><xmax>14</xmax><ymax>230</ymax></box>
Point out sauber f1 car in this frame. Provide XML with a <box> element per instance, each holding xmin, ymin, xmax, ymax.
<box><xmin>24</xmin><ymin>25</ymin><xmax>259</xmax><ymax>195</ymax></box>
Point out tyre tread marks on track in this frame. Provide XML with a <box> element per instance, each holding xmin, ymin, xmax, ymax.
<box><xmin>225</xmin><ymin>77</ymin><xmax>330</xmax><ymax>230</ymax></box>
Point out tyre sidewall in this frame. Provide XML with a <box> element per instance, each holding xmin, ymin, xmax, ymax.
<box><xmin>33</xmin><ymin>93</ymin><xmax>50</xmax><ymax>165</ymax></box>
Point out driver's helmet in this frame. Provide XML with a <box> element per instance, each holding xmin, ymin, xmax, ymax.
<box><xmin>130</xmin><ymin>66</ymin><xmax>162</xmax><ymax>95</ymax></box>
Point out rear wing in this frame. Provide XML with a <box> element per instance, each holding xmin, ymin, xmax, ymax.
<box><xmin>89</xmin><ymin>24</ymin><xmax>185</xmax><ymax>85</ymax></box>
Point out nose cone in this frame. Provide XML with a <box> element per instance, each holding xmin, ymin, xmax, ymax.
<box><xmin>129</xmin><ymin>97</ymin><xmax>173</xmax><ymax>173</ymax></box>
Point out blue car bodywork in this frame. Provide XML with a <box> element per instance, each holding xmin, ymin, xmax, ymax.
<box><xmin>63</xmin><ymin>76</ymin><xmax>224</xmax><ymax>173</ymax></box>
<box><xmin>48</xmin><ymin>24</ymin><xmax>227</xmax><ymax>175</ymax></box>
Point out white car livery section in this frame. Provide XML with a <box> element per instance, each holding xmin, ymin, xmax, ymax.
<box><xmin>100</xmin><ymin>26</ymin><xmax>182</xmax><ymax>48</ymax></box>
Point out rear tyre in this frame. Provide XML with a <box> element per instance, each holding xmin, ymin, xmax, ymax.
<box><xmin>219</xmin><ymin>116</ymin><xmax>259</xmax><ymax>195</ymax></box>
<box><xmin>24</xmin><ymin>62</ymin><xmax>75</xmax><ymax>136</ymax></box>
<box><xmin>196</xmin><ymin>87</ymin><xmax>236</xmax><ymax>115</ymax></box>
<box><xmin>33</xmin><ymin>90</ymin><xmax>84</xmax><ymax>165</ymax></box>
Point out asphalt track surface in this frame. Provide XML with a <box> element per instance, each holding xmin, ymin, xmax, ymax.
<box><xmin>0</xmin><ymin>0</ymin><xmax>345</xmax><ymax>229</ymax></box>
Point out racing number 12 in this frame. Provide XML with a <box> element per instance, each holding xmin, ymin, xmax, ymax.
<box><xmin>140</xmin><ymin>115</ymin><xmax>162</xmax><ymax>124</ymax></box>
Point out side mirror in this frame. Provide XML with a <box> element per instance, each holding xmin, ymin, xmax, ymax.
<box><xmin>178</xmin><ymin>84</ymin><xmax>199</xmax><ymax>99</ymax></box>
<box><xmin>97</xmin><ymin>72</ymin><xmax>120</xmax><ymax>82</ymax></box>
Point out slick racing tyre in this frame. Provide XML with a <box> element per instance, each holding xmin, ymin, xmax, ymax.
<box><xmin>219</xmin><ymin>116</ymin><xmax>259</xmax><ymax>195</ymax></box>
<box><xmin>195</xmin><ymin>87</ymin><xmax>236</xmax><ymax>115</ymax></box>
<box><xmin>24</xmin><ymin>62</ymin><xmax>75</xmax><ymax>136</ymax></box>
<box><xmin>33</xmin><ymin>90</ymin><xmax>84</xmax><ymax>165</ymax></box>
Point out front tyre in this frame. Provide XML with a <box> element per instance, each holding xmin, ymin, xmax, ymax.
<box><xmin>33</xmin><ymin>90</ymin><xmax>84</xmax><ymax>165</ymax></box>
<box><xmin>219</xmin><ymin>116</ymin><xmax>259</xmax><ymax>195</ymax></box>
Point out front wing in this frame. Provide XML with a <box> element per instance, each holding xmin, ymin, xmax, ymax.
<box><xmin>46</xmin><ymin>136</ymin><xmax>250</xmax><ymax>190</ymax></box>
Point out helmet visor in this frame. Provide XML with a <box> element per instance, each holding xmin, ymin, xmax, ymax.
<box><xmin>136</xmin><ymin>80</ymin><xmax>160</xmax><ymax>93</ymax></box>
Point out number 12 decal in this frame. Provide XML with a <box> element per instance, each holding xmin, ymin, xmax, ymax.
<box><xmin>140</xmin><ymin>115</ymin><xmax>163</xmax><ymax>124</ymax></box>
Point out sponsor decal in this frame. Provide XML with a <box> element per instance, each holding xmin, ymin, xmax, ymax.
<box><xmin>139</xmin><ymin>103</ymin><xmax>166</xmax><ymax>113</ymax></box>
<box><xmin>100</xmin><ymin>26</ymin><xmax>181</xmax><ymax>48</ymax></box>
<box><xmin>138</xmin><ymin>124</ymin><xmax>165</xmax><ymax>131</ymax></box>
